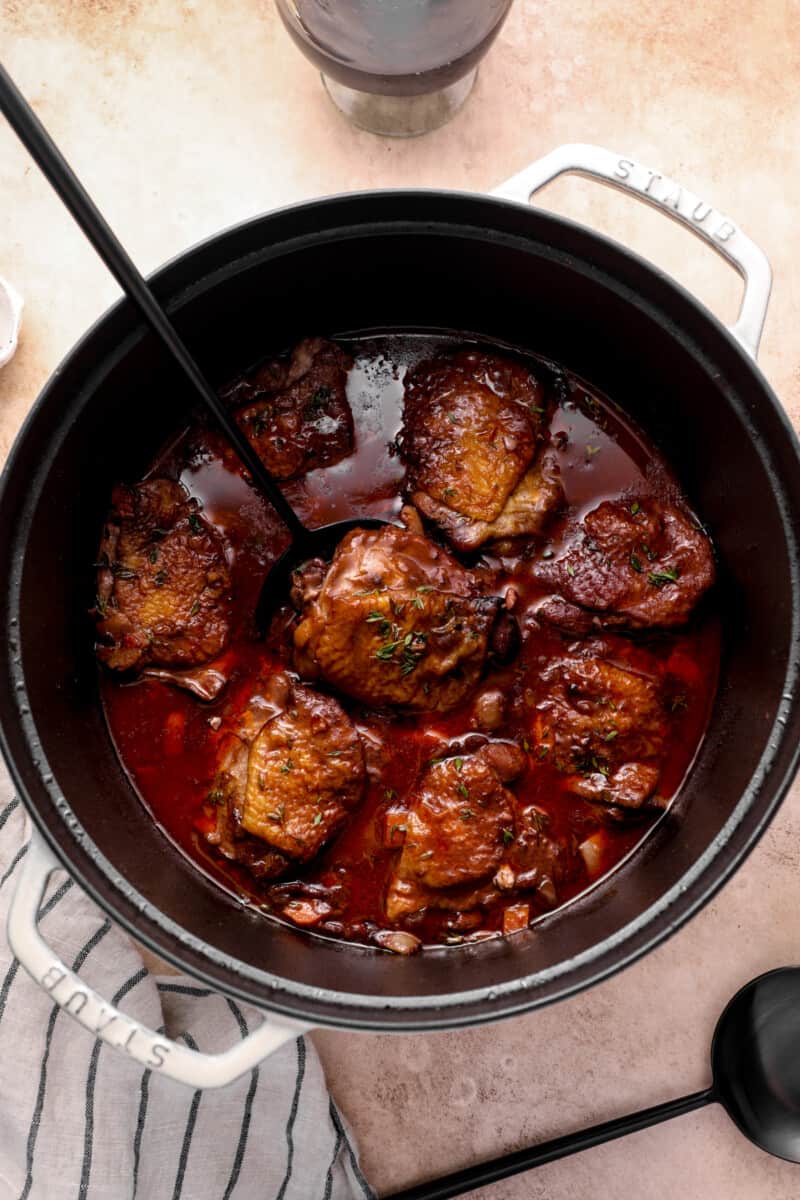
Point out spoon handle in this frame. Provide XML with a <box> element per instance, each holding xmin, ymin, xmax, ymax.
<box><xmin>0</xmin><ymin>63</ymin><xmax>307</xmax><ymax>539</ymax></box>
<box><xmin>385</xmin><ymin>1087</ymin><xmax>714</xmax><ymax>1200</ymax></box>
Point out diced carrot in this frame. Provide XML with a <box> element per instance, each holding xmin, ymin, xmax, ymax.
<box><xmin>381</xmin><ymin>810</ymin><xmax>408</xmax><ymax>848</ymax></box>
<box><xmin>502</xmin><ymin>903</ymin><xmax>530</xmax><ymax>936</ymax></box>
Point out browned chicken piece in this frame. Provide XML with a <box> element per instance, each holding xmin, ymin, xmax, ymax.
<box><xmin>385</xmin><ymin>742</ymin><xmax>526</xmax><ymax>920</ymax></box>
<box><xmin>399</xmin><ymin>350</ymin><xmax>562</xmax><ymax>550</ymax></box>
<box><xmin>94</xmin><ymin>479</ymin><xmax>233</xmax><ymax>673</ymax></box>
<box><xmin>205</xmin><ymin>672</ymin><xmax>365</xmax><ymax>881</ymax></box>
<box><xmin>504</xmin><ymin>804</ymin><xmax>577</xmax><ymax>904</ymax></box>
<box><xmin>293</xmin><ymin>513</ymin><xmax>502</xmax><ymax>713</ymax></box>
<box><xmin>533</xmin><ymin>499</ymin><xmax>715</xmax><ymax>632</ymax></box>
<box><xmin>533</xmin><ymin>655</ymin><xmax>668</xmax><ymax>809</ymax></box>
<box><xmin>224</xmin><ymin>337</ymin><xmax>354</xmax><ymax>480</ymax></box>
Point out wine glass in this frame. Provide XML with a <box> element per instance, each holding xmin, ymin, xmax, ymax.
<box><xmin>274</xmin><ymin>0</ymin><xmax>515</xmax><ymax>136</ymax></box>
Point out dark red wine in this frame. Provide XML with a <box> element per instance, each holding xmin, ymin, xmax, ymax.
<box><xmin>277</xmin><ymin>0</ymin><xmax>514</xmax><ymax>97</ymax></box>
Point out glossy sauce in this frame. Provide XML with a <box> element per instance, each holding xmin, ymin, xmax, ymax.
<box><xmin>102</xmin><ymin>334</ymin><xmax>720</xmax><ymax>948</ymax></box>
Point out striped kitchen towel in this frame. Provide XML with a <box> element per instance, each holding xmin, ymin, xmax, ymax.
<box><xmin>0</xmin><ymin>792</ymin><xmax>375</xmax><ymax>1200</ymax></box>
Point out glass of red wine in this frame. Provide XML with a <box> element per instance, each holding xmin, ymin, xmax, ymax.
<box><xmin>275</xmin><ymin>0</ymin><xmax>515</xmax><ymax>136</ymax></box>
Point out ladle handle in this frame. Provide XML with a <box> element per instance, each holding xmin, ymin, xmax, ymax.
<box><xmin>0</xmin><ymin>62</ymin><xmax>306</xmax><ymax>539</ymax></box>
<box><xmin>385</xmin><ymin>1087</ymin><xmax>714</xmax><ymax>1200</ymax></box>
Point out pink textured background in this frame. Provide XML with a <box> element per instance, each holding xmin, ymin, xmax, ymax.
<box><xmin>1</xmin><ymin>1</ymin><xmax>799</xmax><ymax>1196</ymax></box>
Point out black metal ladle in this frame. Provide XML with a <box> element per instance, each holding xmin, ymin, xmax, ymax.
<box><xmin>386</xmin><ymin>967</ymin><xmax>800</xmax><ymax>1199</ymax></box>
<box><xmin>0</xmin><ymin>63</ymin><xmax>386</xmax><ymax>626</ymax></box>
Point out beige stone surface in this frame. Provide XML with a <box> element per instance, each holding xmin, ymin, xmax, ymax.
<box><xmin>1</xmin><ymin>0</ymin><xmax>800</xmax><ymax>1196</ymax></box>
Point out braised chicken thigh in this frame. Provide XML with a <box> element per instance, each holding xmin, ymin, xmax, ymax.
<box><xmin>533</xmin><ymin>499</ymin><xmax>715</xmax><ymax>632</ymax></box>
<box><xmin>225</xmin><ymin>337</ymin><xmax>354</xmax><ymax>479</ymax></box>
<box><xmin>385</xmin><ymin>742</ymin><xmax>526</xmax><ymax>920</ymax></box>
<box><xmin>400</xmin><ymin>350</ymin><xmax>562</xmax><ymax>550</ymax></box>
<box><xmin>205</xmin><ymin>672</ymin><xmax>365</xmax><ymax>882</ymax></box>
<box><xmin>293</xmin><ymin>512</ymin><xmax>503</xmax><ymax>712</ymax></box>
<box><xmin>533</xmin><ymin>654</ymin><xmax>668</xmax><ymax>810</ymax></box>
<box><xmin>95</xmin><ymin>480</ymin><xmax>233</xmax><ymax>672</ymax></box>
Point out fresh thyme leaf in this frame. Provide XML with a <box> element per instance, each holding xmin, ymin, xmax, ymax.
<box><xmin>111</xmin><ymin>564</ymin><xmax>138</xmax><ymax>581</ymax></box>
<box><xmin>187</xmin><ymin>513</ymin><xmax>204</xmax><ymax>535</ymax></box>
<box><xmin>537</xmin><ymin>745</ymin><xmax>550</xmax><ymax>759</ymax></box>
<box><xmin>366</xmin><ymin>610</ymin><xmax>385</xmax><ymax>623</ymax></box>
<box><xmin>280</xmin><ymin>759</ymin><xmax>293</xmax><ymax>774</ymax></box>
<box><xmin>629</xmin><ymin>553</ymin><xmax>643</xmax><ymax>573</ymax></box>
<box><xmin>603</xmin><ymin>727</ymin><xmax>619</xmax><ymax>741</ymax></box>
<box><xmin>416</xmin><ymin>586</ymin><xmax>434</xmax><ymax>594</ymax></box>
<box><xmin>454</xmin><ymin>757</ymin><xmax>463</xmax><ymax>771</ymax></box>
<box><xmin>312</xmin><ymin>812</ymin><xmax>323</xmax><ymax>827</ymax></box>
<box><xmin>153</xmin><ymin>570</ymin><xmax>168</xmax><ymax>587</ymax></box>
<box><xmin>630</xmin><ymin>501</ymin><xmax>640</xmax><ymax>515</ymax></box>
<box><xmin>566</xmin><ymin>563</ymin><xmax>576</xmax><ymax>577</ymax></box>
<box><xmin>148</xmin><ymin>546</ymin><xmax>159</xmax><ymax>564</ymax></box>
<box><xmin>648</xmin><ymin>568</ymin><xmax>679</xmax><ymax>588</ymax></box>
<box><xmin>459</xmin><ymin>809</ymin><xmax>474</xmax><ymax>822</ymax></box>
<box><xmin>456</xmin><ymin>782</ymin><xmax>469</xmax><ymax>799</ymax></box>
<box><xmin>502</xmin><ymin>827</ymin><xmax>515</xmax><ymax>844</ymax></box>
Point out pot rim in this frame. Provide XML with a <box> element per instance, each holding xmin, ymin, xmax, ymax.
<box><xmin>3</xmin><ymin>188</ymin><xmax>800</xmax><ymax>1029</ymax></box>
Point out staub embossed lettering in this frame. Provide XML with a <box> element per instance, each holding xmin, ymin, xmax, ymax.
<box><xmin>613</xmin><ymin>157</ymin><xmax>736</xmax><ymax>243</ymax></box>
<box><xmin>40</xmin><ymin>961</ymin><xmax>171</xmax><ymax>1068</ymax></box>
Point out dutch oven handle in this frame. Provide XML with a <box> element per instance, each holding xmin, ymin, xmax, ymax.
<box><xmin>493</xmin><ymin>142</ymin><xmax>772</xmax><ymax>360</ymax></box>
<box><xmin>7</xmin><ymin>832</ymin><xmax>311</xmax><ymax>1088</ymax></box>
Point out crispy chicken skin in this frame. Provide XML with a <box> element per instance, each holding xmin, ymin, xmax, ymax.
<box><xmin>385</xmin><ymin>742</ymin><xmax>526</xmax><ymax>921</ymax></box>
<box><xmin>224</xmin><ymin>337</ymin><xmax>354</xmax><ymax>480</ymax></box>
<box><xmin>94</xmin><ymin>479</ymin><xmax>233</xmax><ymax>672</ymax></box>
<box><xmin>399</xmin><ymin>350</ymin><xmax>562</xmax><ymax>550</ymax></box>
<box><xmin>205</xmin><ymin>672</ymin><xmax>365</xmax><ymax>876</ymax></box>
<box><xmin>533</xmin><ymin>655</ymin><xmax>668</xmax><ymax>809</ymax></box>
<box><xmin>292</xmin><ymin>512</ymin><xmax>501</xmax><ymax>712</ymax></box>
<box><xmin>533</xmin><ymin>499</ymin><xmax>715</xmax><ymax>632</ymax></box>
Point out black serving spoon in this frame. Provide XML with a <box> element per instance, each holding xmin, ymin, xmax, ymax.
<box><xmin>385</xmin><ymin>967</ymin><xmax>800</xmax><ymax>1199</ymax></box>
<box><xmin>0</xmin><ymin>63</ymin><xmax>386</xmax><ymax>626</ymax></box>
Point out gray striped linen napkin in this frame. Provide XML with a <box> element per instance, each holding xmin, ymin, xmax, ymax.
<box><xmin>0</xmin><ymin>788</ymin><xmax>375</xmax><ymax>1200</ymax></box>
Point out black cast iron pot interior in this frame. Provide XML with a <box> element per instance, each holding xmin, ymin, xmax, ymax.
<box><xmin>2</xmin><ymin>191</ymin><xmax>800</xmax><ymax>1030</ymax></box>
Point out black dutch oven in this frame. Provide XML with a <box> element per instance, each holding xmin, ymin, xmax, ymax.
<box><xmin>3</xmin><ymin>144</ymin><xmax>800</xmax><ymax>1088</ymax></box>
